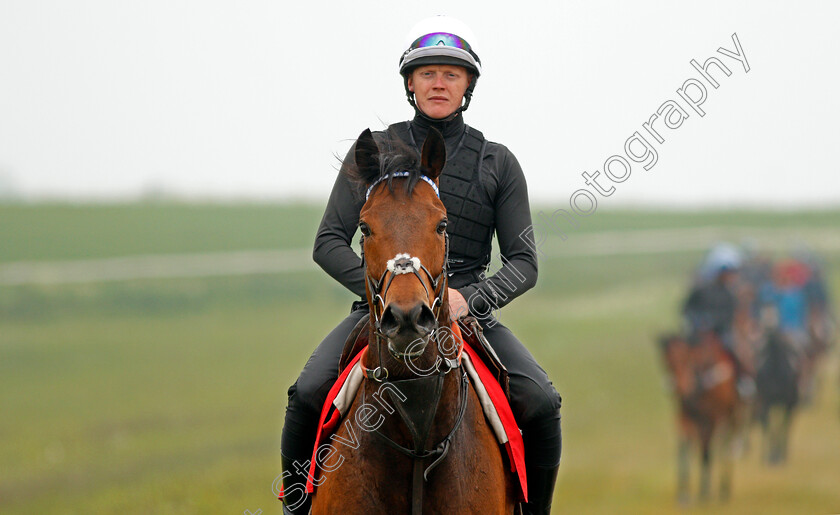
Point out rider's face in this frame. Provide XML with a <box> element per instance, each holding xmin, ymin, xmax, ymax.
<box><xmin>407</xmin><ymin>65</ymin><xmax>471</xmax><ymax>119</ymax></box>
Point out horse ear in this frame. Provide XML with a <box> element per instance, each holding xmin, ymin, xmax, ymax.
<box><xmin>354</xmin><ymin>128</ymin><xmax>381</xmax><ymax>185</ymax></box>
<box><xmin>420</xmin><ymin>127</ymin><xmax>446</xmax><ymax>181</ymax></box>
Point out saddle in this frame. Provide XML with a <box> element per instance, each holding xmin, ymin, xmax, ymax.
<box><xmin>338</xmin><ymin>314</ymin><xmax>511</xmax><ymax>400</ymax></box>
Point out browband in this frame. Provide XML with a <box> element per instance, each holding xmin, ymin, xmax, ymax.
<box><xmin>365</xmin><ymin>171</ymin><xmax>440</xmax><ymax>201</ymax></box>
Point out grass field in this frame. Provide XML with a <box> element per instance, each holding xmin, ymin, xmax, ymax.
<box><xmin>1</xmin><ymin>203</ymin><xmax>839</xmax><ymax>514</ymax></box>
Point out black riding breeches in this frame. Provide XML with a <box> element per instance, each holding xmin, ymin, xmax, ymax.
<box><xmin>281</xmin><ymin>306</ymin><xmax>563</xmax><ymax>470</ymax></box>
<box><xmin>479</xmin><ymin>318</ymin><xmax>563</xmax><ymax>468</ymax></box>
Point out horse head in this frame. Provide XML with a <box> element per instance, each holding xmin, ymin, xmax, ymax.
<box><xmin>349</xmin><ymin>127</ymin><xmax>452</xmax><ymax>378</ymax></box>
<box><xmin>660</xmin><ymin>334</ymin><xmax>695</xmax><ymax>398</ymax></box>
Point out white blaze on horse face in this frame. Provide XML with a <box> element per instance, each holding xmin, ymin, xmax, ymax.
<box><xmin>387</xmin><ymin>253</ymin><xmax>422</xmax><ymax>275</ymax></box>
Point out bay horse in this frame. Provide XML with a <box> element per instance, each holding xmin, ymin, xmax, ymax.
<box><xmin>310</xmin><ymin>128</ymin><xmax>516</xmax><ymax>514</ymax></box>
<box><xmin>659</xmin><ymin>331</ymin><xmax>741</xmax><ymax>504</ymax></box>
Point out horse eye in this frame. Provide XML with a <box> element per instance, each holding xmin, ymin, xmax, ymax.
<box><xmin>359</xmin><ymin>222</ymin><xmax>371</xmax><ymax>237</ymax></box>
<box><xmin>437</xmin><ymin>220</ymin><xmax>448</xmax><ymax>234</ymax></box>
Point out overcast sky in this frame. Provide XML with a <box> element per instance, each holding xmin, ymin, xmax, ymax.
<box><xmin>0</xmin><ymin>1</ymin><xmax>838</xmax><ymax>207</ymax></box>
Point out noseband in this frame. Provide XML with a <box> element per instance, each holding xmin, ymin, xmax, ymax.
<box><xmin>366</xmin><ymin>243</ymin><xmax>450</xmax><ymax>352</ymax></box>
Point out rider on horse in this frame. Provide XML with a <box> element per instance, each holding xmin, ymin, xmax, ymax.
<box><xmin>683</xmin><ymin>243</ymin><xmax>755</xmax><ymax>398</ymax></box>
<box><xmin>281</xmin><ymin>15</ymin><xmax>562</xmax><ymax>514</ymax></box>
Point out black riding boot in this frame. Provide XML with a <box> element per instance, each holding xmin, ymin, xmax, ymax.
<box><xmin>280</xmin><ymin>452</ymin><xmax>312</xmax><ymax>515</ymax></box>
<box><xmin>521</xmin><ymin>464</ymin><xmax>560</xmax><ymax>515</ymax></box>
<box><xmin>282</xmin><ymin>379</ymin><xmax>323</xmax><ymax>514</ymax></box>
<box><xmin>520</xmin><ymin>411</ymin><xmax>562</xmax><ymax>514</ymax></box>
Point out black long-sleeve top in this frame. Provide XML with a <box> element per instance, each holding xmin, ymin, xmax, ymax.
<box><xmin>313</xmin><ymin>113</ymin><xmax>538</xmax><ymax>316</ymax></box>
<box><xmin>683</xmin><ymin>279</ymin><xmax>737</xmax><ymax>336</ymax></box>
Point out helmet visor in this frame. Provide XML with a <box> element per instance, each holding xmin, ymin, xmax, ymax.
<box><xmin>400</xmin><ymin>32</ymin><xmax>481</xmax><ymax>76</ymax></box>
<box><xmin>410</xmin><ymin>32</ymin><xmax>473</xmax><ymax>53</ymax></box>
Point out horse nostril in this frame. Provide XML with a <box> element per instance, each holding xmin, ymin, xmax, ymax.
<box><xmin>380</xmin><ymin>303</ymin><xmax>436</xmax><ymax>337</ymax></box>
<box><xmin>379</xmin><ymin>305</ymin><xmax>401</xmax><ymax>337</ymax></box>
<box><xmin>413</xmin><ymin>303</ymin><xmax>437</xmax><ymax>336</ymax></box>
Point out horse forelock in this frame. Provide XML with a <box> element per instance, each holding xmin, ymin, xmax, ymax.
<box><xmin>358</xmin><ymin>136</ymin><xmax>446</xmax><ymax>277</ymax></box>
<box><xmin>345</xmin><ymin>134</ymin><xmax>438</xmax><ymax>201</ymax></box>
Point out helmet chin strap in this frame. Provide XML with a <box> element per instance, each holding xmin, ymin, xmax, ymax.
<box><xmin>404</xmin><ymin>75</ymin><xmax>477</xmax><ymax>123</ymax></box>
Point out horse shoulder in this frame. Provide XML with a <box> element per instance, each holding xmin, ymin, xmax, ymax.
<box><xmin>311</xmin><ymin>387</ymin><xmax>392</xmax><ymax>514</ymax></box>
<box><xmin>426</xmin><ymin>380</ymin><xmax>515</xmax><ymax>514</ymax></box>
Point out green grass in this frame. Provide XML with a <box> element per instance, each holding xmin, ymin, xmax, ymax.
<box><xmin>1</xmin><ymin>302</ymin><xmax>322</xmax><ymax>514</ymax></box>
<box><xmin>4</xmin><ymin>202</ymin><xmax>840</xmax><ymax>264</ymax></box>
<box><xmin>0</xmin><ymin>203</ymin><xmax>324</xmax><ymax>262</ymax></box>
<box><xmin>1</xmin><ymin>203</ymin><xmax>839</xmax><ymax>514</ymax></box>
<box><xmin>530</xmin><ymin>207</ymin><xmax>840</xmax><ymax>233</ymax></box>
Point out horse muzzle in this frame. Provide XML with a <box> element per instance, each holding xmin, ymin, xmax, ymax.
<box><xmin>379</xmin><ymin>302</ymin><xmax>437</xmax><ymax>358</ymax></box>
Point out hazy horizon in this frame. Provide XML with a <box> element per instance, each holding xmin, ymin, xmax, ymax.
<box><xmin>2</xmin><ymin>1</ymin><xmax>838</xmax><ymax>207</ymax></box>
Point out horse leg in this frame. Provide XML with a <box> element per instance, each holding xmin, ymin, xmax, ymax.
<box><xmin>766</xmin><ymin>406</ymin><xmax>778</xmax><ymax>465</ymax></box>
<box><xmin>769</xmin><ymin>406</ymin><xmax>789</xmax><ymax>465</ymax></box>
<box><xmin>780</xmin><ymin>406</ymin><xmax>793</xmax><ymax>463</ymax></box>
<box><xmin>677</xmin><ymin>436</ymin><xmax>691</xmax><ymax>506</ymax></box>
<box><xmin>735</xmin><ymin>401</ymin><xmax>751</xmax><ymax>457</ymax></box>
<box><xmin>699</xmin><ymin>445</ymin><xmax>711</xmax><ymax>502</ymax></box>
<box><xmin>759</xmin><ymin>404</ymin><xmax>772</xmax><ymax>465</ymax></box>
<box><xmin>676</xmin><ymin>415</ymin><xmax>693</xmax><ymax>506</ymax></box>
<box><xmin>718</xmin><ymin>423</ymin><xmax>734</xmax><ymax>502</ymax></box>
<box><xmin>698</xmin><ymin>426</ymin><xmax>712</xmax><ymax>503</ymax></box>
<box><xmin>799</xmin><ymin>357</ymin><xmax>814</xmax><ymax>405</ymax></box>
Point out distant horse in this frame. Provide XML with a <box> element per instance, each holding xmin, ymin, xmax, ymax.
<box><xmin>732</xmin><ymin>276</ymin><xmax>760</xmax><ymax>381</ymax></box>
<box><xmin>799</xmin><ymin>305</ymin><xmax>834</xmax><ymax>404</ymax></box>
<box><xmin>659</xmin><ymin>331</ymin><xmax>741</xmax><ymax>504</ymax></box>
<box><xmin>310</xmin><ymin>128</ymin><xmax>516</xmax><ymax>514</ymax></box>
<box><xmin>807</xmin><ymin>304</ymin><xmax>834</xmax><ymax>357</ymax></box>
<box><xmin>755</xmin><ymin>328</ymin><xmax>800</xmax><ymax>465</ymax></box>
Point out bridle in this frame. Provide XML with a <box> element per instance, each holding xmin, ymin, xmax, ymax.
<box><xmin>359</xmin><ymin>173</ymin><xmax>451</xmax><ymax>376</ymax></box>
<box><xmin>357</xmin><ymin>173</ymin><xmax>468</xmax><ymax>515</ymax></box>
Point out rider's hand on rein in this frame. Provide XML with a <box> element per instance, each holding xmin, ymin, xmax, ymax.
<box><xmin>448</xmin><ymin>288</ymin><xmax>468</xmax><ymax>321</ymax></box>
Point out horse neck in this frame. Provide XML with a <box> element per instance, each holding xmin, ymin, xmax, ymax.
<box><xmin>761</xmin><ymin>334</ymin><xmax>796</xmax><ymax>375</ymax></box>
<box><xmin>663</xmin><ymin>339</ymin><xmax>693</xmax><ymax>395</ymax></box>
<box><xmin>670</xmin><ymin>360</ymin><xmax>695</xmax><ymax>399</ymax></box>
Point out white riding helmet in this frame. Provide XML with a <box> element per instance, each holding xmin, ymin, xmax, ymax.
<box><xmin>399</xmin><ymin>15</ymin><xmax>482</xmax><ymax>77</ymax></box>
<box><xmin>699</xmin><ymin>242</ymin><xmax>744</xmax><ymax>282</ymax></box>
<box><xmin>398</xmin><ymin>15</ymin><xmax>482</xmax><ymax>116</ymax></box>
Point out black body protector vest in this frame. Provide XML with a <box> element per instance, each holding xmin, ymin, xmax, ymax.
<box><xmin>386</xmin><ymin>121</ymin><xmax>494</xmax><ymax>275</ymax></box>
